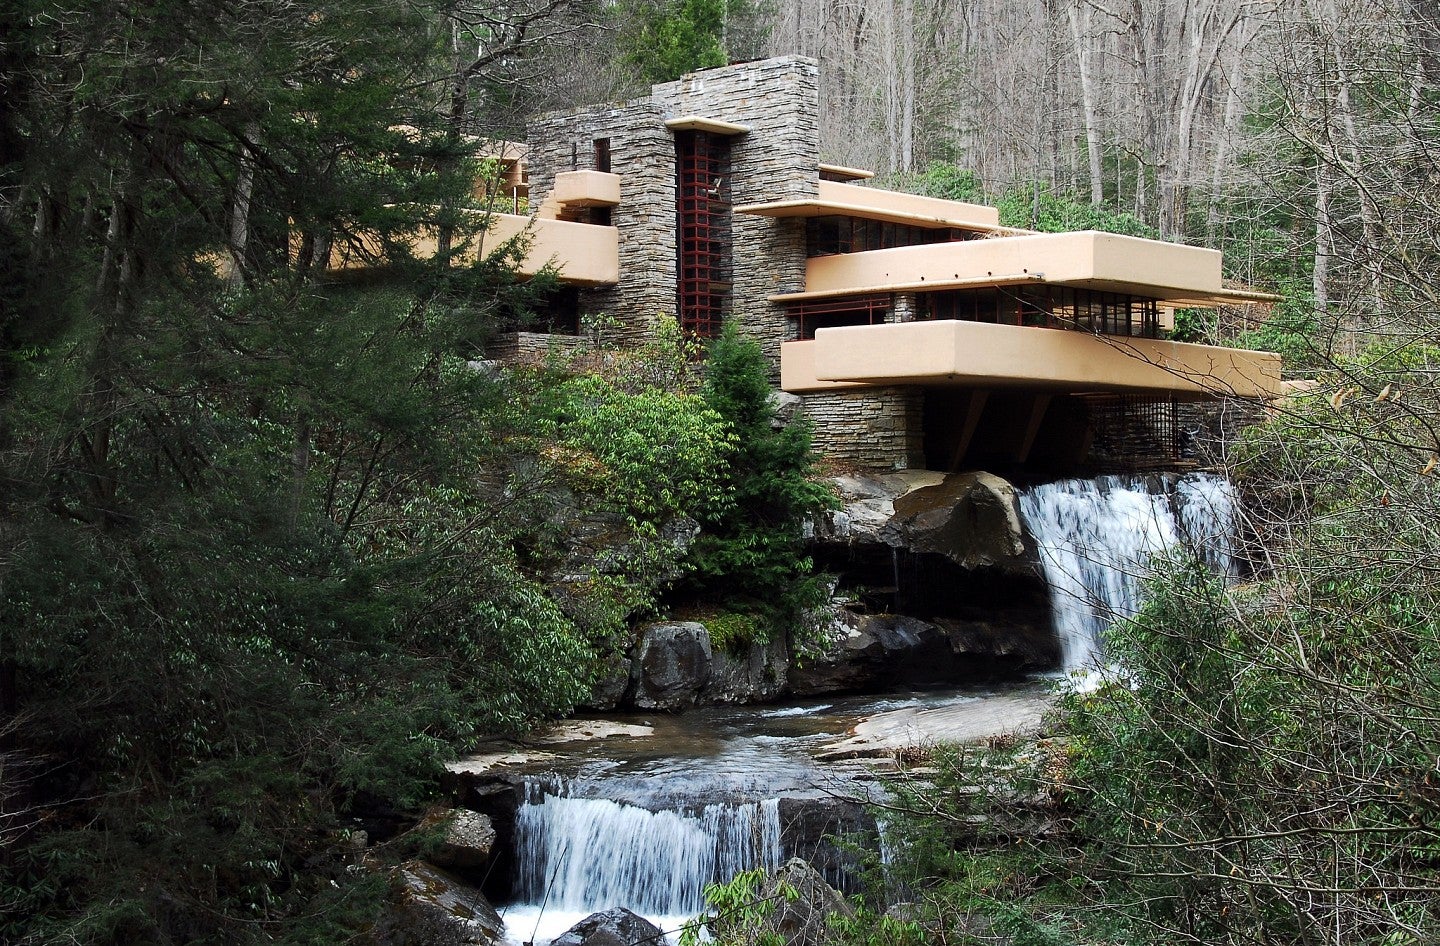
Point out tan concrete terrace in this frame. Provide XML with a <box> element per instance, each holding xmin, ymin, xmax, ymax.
<box><xmin>781</xmin><ymin>321</ymin><xmax>1283</xmax><ymax>399</ymax></box>
<box><xmin>539</xmin><ymin>170</ymin><xmax>621</xmax><ymax>215</ymax></box>
<box><xmin>775</xmin><ymin>231</ymin><xmax>1279</xmax><ymax>308</ymax></box>
<box><xmin>330</xmin><ymin>210</ymin><xmax>619</xmax><ymax>287</ymax></box>
<box><xmin>736</xmin><ymin>180</ymin><xmax>1001</xmax><ymax>232</ymax></box>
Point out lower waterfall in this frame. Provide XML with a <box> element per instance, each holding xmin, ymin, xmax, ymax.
<box><xmin>505</xmin><ymin>779</ymin><xmax>783</xmax><ymax>943</ymax></box>
<box><xmin>1018</xmin><ymin>472</ymin><xmax>1238</xmax><ymax>672</ymax></box>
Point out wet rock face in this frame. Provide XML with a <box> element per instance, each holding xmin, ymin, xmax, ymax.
<box><xmin>938</xmin><ymin>614</ymin><xmax>1060</xmax><ymax>668</ymax></box>
<box><xmin>583</xmin><ymin>468</ymin><xmax>1059</xmax><ymax>710</ymax></box>
<box><xmin>703</xmin><ymin>634</ymin><xmax>790</xmax><ymax>705</ymax></box>
<box><xmin>778</xmin><ymin>798</ymin><xmax>876</xmax><ymax>894</ymax></box>
<box><xmin>381</xmin><ymin>860</ymin><xmax>503</xmax><ymax>946</ymax></box>
<box><xmin>802</xmin><ymin>469</ymin><xmax>1058</xmax><ymax>689</ymax></box>
<box><xmin>630</xmin><ymin>622</ymin><xmax>713</xmax><ymax>710</ymax></box>
<box><xmin>789</xmin><ymin>608</ymin><xmax>1058</xmax><ymax>697</ymax></box>
<box><xmin>550</xmin><ymin>908</ymin><xmax>666</xmax><ymax>946</ymax></box>
<box><xmin>789</xmin><ymin>611</ymin><xmax>953</xmax><ymax>695</ymax></box>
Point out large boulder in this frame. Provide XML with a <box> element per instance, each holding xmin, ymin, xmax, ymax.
<box><xmin>768</xmin><ymin>390</ymin><xmax>805</xmax><ymax>428</ymax></box>
<box><xmin>812</xmin><ymin>471</ymin><xmax>945</xmax><ymax>544</ymax></box>
<box><xmin>702</xmin><ymin>632</ymin><xmax>790</xmax><ymax>704</ymax></box>
<box><xmin>712</xmin><ymin>858</ymin><xmax>854</xmax><ymax>946</ymax></box>
<box><xmin>813</xmin><ymin>470</ymin><xmax>1028</xmax><ymax>572</ymax></box>
<box><xmin>380</xmin><ymin>860</ymin><xmax>503</xmax><ymax>946</ymax></box>
<box><xmin>550</xmin><ymin>908</ymin><xmax>666</xmax><ymax>946</ymax></box>
<box><xmin>630</xmin><ymin>621</ymin><xmax>713</xmax><ymax>710</ymax></box>
<box><xmin>880</xmin><ymin>471</ymin><xmax>1026</xmax><ymax>569</ymax></box>
<box><xmin>593</xmin><ymin>621</ymin><xmax>792</xmax><ymax>711</ymax></box>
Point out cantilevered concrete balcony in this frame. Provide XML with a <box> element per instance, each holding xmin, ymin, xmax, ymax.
<box><xmin>467</xmin><ymin>213</ymin><xmax>618</xmax><ymax>285</ymax></box>
<box><xmin>330</xmin><ymin>211</ymin><xmax>619</xmax><ymax>287</ymax></box>
<box><xmin>781</xmin><ymin>321</ymin><xmax>1283</xmax><ymax>399</ymax></box>
<box><xmin>775</xmin><ymin>231</ymin><xmax>1275</xmax><ymax>308</ymax></box>
<box><xmin>736</xmin><ymin>180</ymin><xmax>1000</xmax><ymax>232</ymax></box>
<box><xmin>543</xmin><ymin>170</ymin><xmax>621</xmax><ymax>213</ymax></box>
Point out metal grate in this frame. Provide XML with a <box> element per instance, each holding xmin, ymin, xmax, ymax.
<box><xmin>676</xmin><ymin>131</ymin><xmax>725</xmax><ymax>338</ymax></box>
<box><xmin>1080</xmin><ymin>394</ymin><xmax>1192</xmax><ymax>470</ymax></box>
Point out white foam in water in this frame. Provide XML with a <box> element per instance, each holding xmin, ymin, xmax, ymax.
<box><xmin>506</xmin><ymin>786</ymin><xmax>782</xmax><ymax>945</ymax></box>
<box><xmin>761</xmin><ymin>704</ymin><xmax>832</xmax><ymax>718</ymax></box>
<box><xmin>1019</xmin><ymin>473</ymin><xmax>1237</xmax><ymax>672</ymax></box>
<box><xmin>1176</xmin><ymin>473</ymin><xmax>1239</xmax><ymax>578</ymax></box>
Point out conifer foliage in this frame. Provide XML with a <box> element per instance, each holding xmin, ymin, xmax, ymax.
<box><xmin>0</xmin><ymin>1</ymin><xmax>631</xmax><ymax>941</ymax></box>
<box><xmin>678</xmin><ymin>324</ymin><xmax>836</xmax><ymax>636</ymax></box>
<box><xmin>617</xmin><ymin>0</ymin><xmax>730</xmax><ymax>84</ymax></box>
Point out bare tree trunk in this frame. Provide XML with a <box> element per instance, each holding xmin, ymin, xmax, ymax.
<box><xmin>879</xmin><ymin>0</ymin><xmax>917</xmax><ymax>172</ymax></box>
<box><xmin>1067</xmin><ymin>0</ymin><xmax>1105</xmax><ymax>203</ymax></box>
<box><xmin>900</xmin><ymin>0</ymin><xmax>915</xmax><ymax>172</ymax></box>
<box><xmin>227</xmin><ymin>122</ymin><xmax>258</xmax><ymax>289</ymax></box>
<box><xmin>1206</xmin><ymin>79</ymin><xmax>1240</xmax><ymax>246</ymax></box>
<box><xmin>1313</xmin><ymin>151</ymin><xmax>1333</xmax><ymax>322</ymax></box>
<box><xmin>1334</xmin><ymin>65</ymin><xmax>1384</xmax><ymax>313</ymax></box>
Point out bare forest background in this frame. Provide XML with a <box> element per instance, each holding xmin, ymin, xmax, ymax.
<box><xmin>496</xmin><ymin>0</ymin><xmax>1437</xmax><ymax>368</ymax></box>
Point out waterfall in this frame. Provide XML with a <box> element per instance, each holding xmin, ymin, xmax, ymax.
<box><xmin>506</xmin><ymin>779</ymin><xmax>782</xmax><ymax>942</ymax></box>
<box><xmin>1176</xmin><ymin>472</ymin><xmax>1239</xmax><ymax>578</ymax></box>
<box><xmin>1018</xmin><ymin>473</ymin><xmax>1237</xmax><ymax>671</ymax></box>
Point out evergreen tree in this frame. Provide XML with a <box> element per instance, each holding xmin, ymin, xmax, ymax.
<box><xmin>619</xmin><ymin>0</ymin><xmax>730</xmax><ymax>84</ymax></box>
<box><xmin>678</xmin><ymin>324</ymin><xmax>836</xmax><ymax>637</ymax></box>
<box><xmin>0</xmin><ymin>1</ymin><xmax>615</xmax><ymax>940</ymax></box>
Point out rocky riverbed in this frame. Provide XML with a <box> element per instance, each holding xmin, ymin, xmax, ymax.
<box><xmin>391</xmin><ymin>681</ymin><xmax>1055</xmax><ymax>946</ymax></box>
<box><xmin>380</xmin><ymin>467</ymin><xmax>1241</xmax><ymax>946</ymax></box>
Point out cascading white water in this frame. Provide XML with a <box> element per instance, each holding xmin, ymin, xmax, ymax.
<box><xmin>1175</xmin><ymin>472</ymin><xmax>1239</xmax><ymax>578</ymax></box>
<box><xmin>505</xmin><ymin>780</ymin><xmax>782</xmax><ymax>943</ymax></box>
<box><xmin>1018</xmin><ymin>472</ymin><xmax>1237</xmax><ymax>671</ymax></box>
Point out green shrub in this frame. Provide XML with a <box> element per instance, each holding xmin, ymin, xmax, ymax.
<box><xmin>702</xmin><ymin>611</ymin><xmax>767</xmax><ymax>653</ymax></box>
<box><xmin>674</xmin><ymin>323</ymin><xmax>837</xmax><ymax>636</ymax></box>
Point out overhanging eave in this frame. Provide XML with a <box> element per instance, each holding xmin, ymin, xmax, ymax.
<box><xmin>735</xmin><ymin>198</ymin><xmax>1007</xmax><ymax>233</ymax></box>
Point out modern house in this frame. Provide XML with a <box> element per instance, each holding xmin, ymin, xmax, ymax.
<box><xmin>338</xmin><ymin>56</ymin><xmax>1283</xmax><ymax>474</ymax></box>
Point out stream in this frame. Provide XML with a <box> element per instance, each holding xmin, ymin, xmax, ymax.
<box><xmin>486</xmin><ymin>683</ymin><xmax>1053</xmax><ymax>945</ymax></box>
<box><xmin>462</xmin><ymin>471</ymin><xmax>1240</xmax><ymax>945</ymax></box>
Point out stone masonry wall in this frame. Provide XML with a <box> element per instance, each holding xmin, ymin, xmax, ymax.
<box><xmin>487</xmin><ymin>331</ymin><xmax>587</xmax><ymax>363</ymax></box>
<box><xmin>526</xmin><ymin>57</ymin><xmax>820</xmax><ymax>364</ymax></box>
<box><xmin>801</xmin><ymin>387</ymin><xmax>925</xmax><ymax>472</ymax></box>
<box><xmin>650</xmin><ymin>58</ymin><xmax>821</xmax><ymax>371</ymax></box>
<box><xmin>527</xmin><ymin>99</ymin><xmax>675</xmax><ymax>346</ymax></box>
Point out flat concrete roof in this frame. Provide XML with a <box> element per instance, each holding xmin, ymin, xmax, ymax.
<box><xmin>779</xmin><ymin>232</ymin><xmax>1279</xmax><ymax>308</ymax></box>
<box><xmin>737</xmin><ymin>180</ymin><xmax>1002</xmax><ymax>232</ymax></box>
<box><xmin>818</xmin><ymin>163</ymin><xmax>875</xmax><ymax>180</ymax></box>
<box><xmin>664</xmin><ymin>115</ymin><xmax>751</xmax><ymax>135</ymax></box>
<box><xmin>736</xmin><ymin>198</ymin><xmax>990</xmax><ymax>230</ymax></box>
